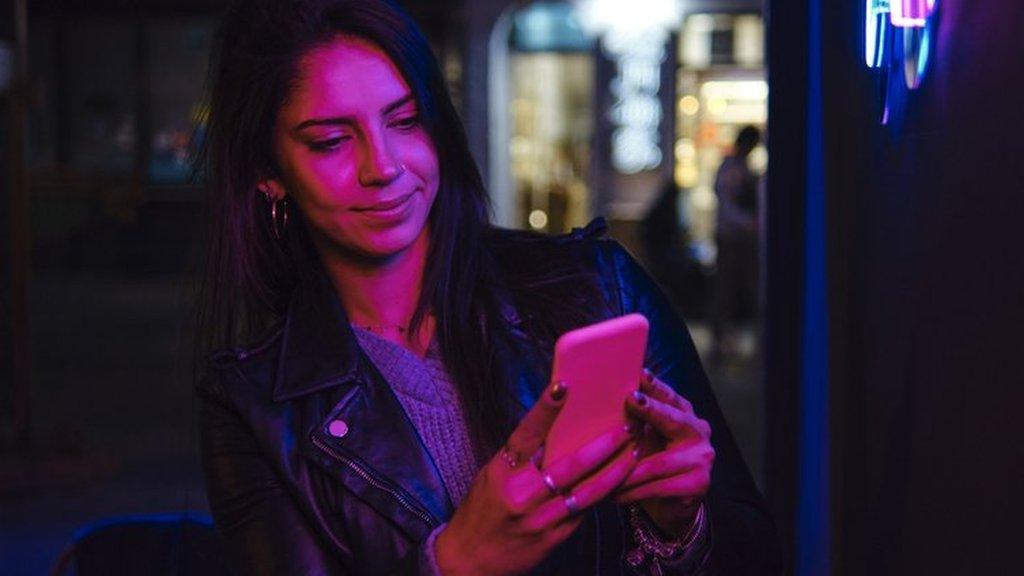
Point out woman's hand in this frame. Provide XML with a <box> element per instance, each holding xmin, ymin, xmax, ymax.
<box><xmin>613</xmin><ymin>370</ymin><xmax>715</xmax><ymax>537</ymax></box>
<box><xmin>435</xmin><ymin>381</ymin><xmax>638</xmax><ymax>576</ymax></box>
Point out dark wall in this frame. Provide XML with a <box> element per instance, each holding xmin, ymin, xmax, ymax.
<box><xmin>819</xmin><ymin>1</ymin><xmax>1024</xmax><ymax>574</ymax></box>
<box><xmin>769</xmin><ymin>1</ymin><xmax>1024</xmax><ymax>573</ymax></box>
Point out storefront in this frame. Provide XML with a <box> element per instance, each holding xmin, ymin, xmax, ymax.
<box><xmin>471</xmin><ymin>0</ymin><xmax>766</xmax><ymax>268</ymax></box>
<box><xmin>674</xmin><ymin>11</ymin><xmax>766</xmax><ymax>266</ymax></box>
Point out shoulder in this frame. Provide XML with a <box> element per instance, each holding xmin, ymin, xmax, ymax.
<box><xmin>196</xmin><ymin>325</ymin><xmax>284</xmax><ymax>404</ymax></box>
<box><xmin>484</xmin><ymin>218</ymin><xmax>649</xmax><ymax>316</ymax></box>
<box><xmin>485</xmin><ymin>218</ymin><xmax>626</xmax><ymax>275</ymax></box>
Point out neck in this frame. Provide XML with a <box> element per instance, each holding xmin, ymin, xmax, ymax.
<box><xmin>319</xmin><ymin>231</ymin><xmax>433</xmax><ymax>354</ymax></box>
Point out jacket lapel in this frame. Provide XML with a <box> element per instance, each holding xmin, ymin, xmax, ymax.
<box><xmin>274</xmin><ymin>276</ymin><xmax>451</xmax><ymax>538</ymax></box>
<box><xmin>497</xmin><ymin>300</ymin><xmax>551</xmax><ymax>412</ymax></box>
<box><xmin>305</xmin><ymin>372</ymin><xmax>452</xmax><ymax>535</ymax></box>
<box><xmin>272</xmin><ymin>275</ymin><xmax>359</xmax><ymax>402</ymax></box>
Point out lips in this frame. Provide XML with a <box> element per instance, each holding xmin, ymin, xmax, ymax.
<box><xmin>356</xmin><ymin>193</ymin><xmax>413</xmax><ymax>213</ymax></box>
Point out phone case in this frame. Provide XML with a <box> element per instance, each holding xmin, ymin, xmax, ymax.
<box><xmin>542</xmin><ymin>313</ymin><xmax>649</xmax><ymax>468</ymax></box>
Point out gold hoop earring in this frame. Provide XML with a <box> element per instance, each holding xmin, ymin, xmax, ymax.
<box><xmin>272</xmin><ymin>199</ymin><xmax>289</xmax><ymax>240</ymax></box>
<box><xmin>262</xmin><ymin>190</ymin><xmax>289</xmax><ymax>240</ymax></box>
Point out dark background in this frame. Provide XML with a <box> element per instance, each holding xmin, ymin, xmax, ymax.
<box><xmin>3</xmin><ymin>0</ymin><xmax>1024</xmax><ymax>574</ymax></box>
<box><xmin>766</xmin><ymin>0</ymin><xmax>1024</xmax><ymax>573</ymax></box>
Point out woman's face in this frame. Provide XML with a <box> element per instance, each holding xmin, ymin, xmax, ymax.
<box><xmin>264</xmin><ymin>36</ymin><xmax>440</xmax><ymax>261</ymax></box>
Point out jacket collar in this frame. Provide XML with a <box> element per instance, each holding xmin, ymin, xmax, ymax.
<box><xmin>272</xmin><ymin>274</ymin><xmax>361</xmax><ymax>402</ymax></box>
<box><xmin>271</xmin><ymin>272</ymin><xmax>530</xmax><ymax>403</ymax></box>
<box><xmin>270</xmin><ymin>269</ymin><xmax>549</xmax><ymax>531</ymax></box>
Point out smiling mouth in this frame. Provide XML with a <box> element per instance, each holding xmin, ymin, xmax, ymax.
<box><xmin>356</xmin><ymin>193</ymin><xmax>413</xmax><ymax>213</ymax></box>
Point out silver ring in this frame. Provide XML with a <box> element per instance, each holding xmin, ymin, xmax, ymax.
<box><xmin>563</xmin><ymin>492</ymin><xmax>580</xmax><ymax>515</ymax></box>
<box><xmin>541</xmin><ymin>472</ymin><xmax>559</xmax><ymax>496</ymax></box>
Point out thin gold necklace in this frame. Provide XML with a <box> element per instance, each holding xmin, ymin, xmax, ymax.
<box><xmin>352</xmin><ymin>323</ymin><xmax>408</xmax><ymax>334</ymax></box>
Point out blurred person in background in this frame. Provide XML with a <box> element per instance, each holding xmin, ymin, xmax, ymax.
<box><xmin>641</xmin><ymin>178</ymin><xmax>709</xmax><ymax>321</ymax></box>
<box><xmin>193</xmin><ymin>1</ymin><xmax>780</xmax><ymax>574</ymax></box>
<box><xmin>711</xmin><ymin>126</ymin><xmax>762</xmax><ymax>363</ymax></box>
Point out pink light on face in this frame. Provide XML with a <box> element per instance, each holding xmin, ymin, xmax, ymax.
<box><xmin>891</xmin><ymin>0</ymin><xmax>935</xmax><ymax>28</ymax></box>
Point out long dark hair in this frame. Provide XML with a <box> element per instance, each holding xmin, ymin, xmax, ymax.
<box><xmin>193</xmin><ymin>0</ymin><xmax>515</xmax><ymax>450</ymax></box>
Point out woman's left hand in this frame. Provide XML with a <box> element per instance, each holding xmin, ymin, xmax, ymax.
<box><xmin>612</xmin><ymin>369</ymin><xmax>715</xmax><ymax>537</ymax></box>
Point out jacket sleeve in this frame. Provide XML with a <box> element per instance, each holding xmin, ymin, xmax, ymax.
<box><xmin>601</xmin><ymin>241</ymin><xmax>784</xmax><ymax>575</ymax></box>
<box><xmin>198</xmin><ymin>365</ymin><xmax>347</xmax><ymax>576</ymax></box>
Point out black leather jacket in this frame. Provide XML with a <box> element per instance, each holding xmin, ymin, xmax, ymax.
<box><xmin>198</xmin><ymin>224</ymin><xmax>782</xmax><ymax>575</ymax></box>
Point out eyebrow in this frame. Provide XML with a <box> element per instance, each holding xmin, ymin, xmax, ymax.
<box><xmin>292</xmin><ymin>94</ymin><xmax>417</xmax><ymax>132</ymax></box>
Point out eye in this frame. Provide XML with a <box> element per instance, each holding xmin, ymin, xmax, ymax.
<box><xmin>390</xmin><ymin>114</ymin><xmax>421</xmax><ymax>131</ymax></box>
<box><xmin>308</xmin><ymin>136</ymin><xmax>350</xmax><ymax>153</ymax></box>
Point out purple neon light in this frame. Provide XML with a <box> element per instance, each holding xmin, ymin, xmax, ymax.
<box><xmin>890</xmin><ymin>0</ymin><xmax>936</xmax><ymax>28</ymax></box>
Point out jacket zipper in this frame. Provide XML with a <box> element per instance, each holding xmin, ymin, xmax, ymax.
<box><xmin>310</xmin><ymin>433</ymin><xmax>438</xmax><ymax>528</ymax></box>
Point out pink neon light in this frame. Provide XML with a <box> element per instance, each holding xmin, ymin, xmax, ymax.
<box><xmin>890</xmin><ymin>0</ymin><xmax>935</xmax><ymax>28</ymax></box>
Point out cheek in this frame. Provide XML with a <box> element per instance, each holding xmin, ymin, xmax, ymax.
<box><xmin>288</xmin><ymin>154</ymin><xmax>361</xmax><ymax>209</ymax></box>
<box><xmin>408</xmin><ymin>135</ymin><xmax>441</xmax><ymax>190</ymax></box>
<box><xmin>311</xmin><ymin>161</ymin><xmax>356</xmax><ymax>199</ymax></box>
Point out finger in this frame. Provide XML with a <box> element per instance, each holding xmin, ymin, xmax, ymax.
<box><xmin>636</xmin><ymin>423</ymin><xmax>663</xmax><ymax>458</ymax></box>
<box><xmin>504</xmin><ymin>430</ymin><xmax>637</xmax><ymax>516</ymax></box>
<box><xmin>626</xmin><ymin>392</ymin><xmax>711</xmax><ymax>442</ymax></box>
<box><xmin>611</xmin><ymin>467</ymin><xmax>711</xmax><ymax>504</ymax></box>
<box><xmin>640</xmin><ymin>370</ymin><xmax>691</xmax><ymax>413</ymax></box>
<box><xmin>615</xmin><ymin>444</ymin><xmax>715</xmax><ymax>492</ymax></box>
<box><xmin>540</xmin><ymin>423</ymin><xmax>634</xmax><ymax>493</ymax></box>
<box><xmin>522</xmin><ymin>512</ymin><xmax>583</xmax><ymax>544</ymax></box>
<box><xmin>566</xmin><ymin>443</ymin><xmax>638</xmax><ymax>509</ymax></box>
<box><xmin>526</xmin><ymin>443</ymin><xmax>638</xmax><ymax>530</ymax></box>
<box><xmin>503</xmin><ymin>381</ymin><xmax>568</xmax><ymax>462</ymax></box>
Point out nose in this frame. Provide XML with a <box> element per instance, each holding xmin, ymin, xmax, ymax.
<box><xmin>357</xmin><ymin>128</ymin><xmax>404</xmax><ymax>187</ymax></box>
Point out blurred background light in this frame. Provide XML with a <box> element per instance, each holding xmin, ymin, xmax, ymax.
<box><xmin>865</xmin><ymin>0</ymin><xmax>889</xmax><ymax>68</ymax></box>
<box><xmin>890</xmin><ymin>0</ymin><xmax>934</xmax><ymax>28</ymax></box>
<box><xmin>528</xmin><ymin>209</ymin><xmax>549</xmax><ymax>229</ymax></box>
<box><xmin>575</xmin><ymin>0</ymin><xmax>686</xmax><ymax>174</ymax></box>
<box><xmin>680</xmin><ymin>95</ymin><xmax>700</xmax><ymax>116</ymax></box>
<box><xmin>575</xmin><ymin>0</ymin><xmax>685</xmax><ymax>42</ymax></box>
<box><xmin>865</xmin><ymin>0</ymin><xmax>938</xmax><ymax>122</ymax></box>
<box><xmin>512</xmin><ymin>2</ymin><xmax>592</xmax><ymax>52</ymax></box>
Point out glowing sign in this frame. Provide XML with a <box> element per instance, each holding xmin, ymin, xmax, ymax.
<box><xmin>865</xmin><ymin>0</ymin><xmax>939</xmax><ymax>122</ymax></box>
<box><xmin>865</xmin><ymin>0</ymin><xmax>889</xmax><ymax>68</ymax></box>
<box><xmin>606</xmin><ymin>43</ymin><xmax>667</xmax><ymax>173</ymax></box>
<box><xmin>576</xmin><ymin>0</ymin><xmax>684</xmax><ymax>173</ymax></box>
<box><xmin>890</xmin><ymin>0</ymin><xmax>937</xmax><ymax>28</ymax></box>
<box><xmin>902</xmin><ymin>15</ymin><xmax>933</xmax><ymax>89</ymax></box>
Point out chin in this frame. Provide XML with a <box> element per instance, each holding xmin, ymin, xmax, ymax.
<box><xmin>338</xmin><ymin>222</ymin><xmax>427</xmax><ymax>261</ymax></box>
<box><xmin>355</xmin><ymin>239</ymin><xmax>416</xmax><ymax>260</ymax></box>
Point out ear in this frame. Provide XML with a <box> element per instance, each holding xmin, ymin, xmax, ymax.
<box><xmin>257</xmin><ymin>178</ymin><xmax>288</xmax><ymax>202</ymax></box>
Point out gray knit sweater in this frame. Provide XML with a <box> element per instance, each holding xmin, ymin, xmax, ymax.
<box><xmin>352</xmin><ymin>326</ymin><xmax>478</xmax><ymax>507</ymax></box>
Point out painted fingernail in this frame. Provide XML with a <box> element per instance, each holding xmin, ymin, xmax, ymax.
<box><xmin>633</xmin><ymin>390</ymin><xmax>648</xmax><ymax>407</ymax></box>
<box><xmin>550</xmin><ymin>381</ymin><xmax>567</xmax><ymax>402</ymax></box>
<box><xmin>631</xmin><ymin>447</ymin><xmax>641</xmax><ymax>459</ymax></box>
<box><xmin>642</xmin><ymin>368</ymin><xmax>654</xmax><ymax>383</ymax></box>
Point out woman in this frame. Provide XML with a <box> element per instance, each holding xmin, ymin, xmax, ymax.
<box><xmin>194</xmin><ymin>1</ymin><xmax>781</xmax><ymax>574</ymax></box>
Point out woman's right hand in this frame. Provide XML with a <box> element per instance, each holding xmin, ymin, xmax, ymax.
<box><xmin>434</xmin><ymin>381</ymin><xmax>638</xmax><ymax>576</ymax></box>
